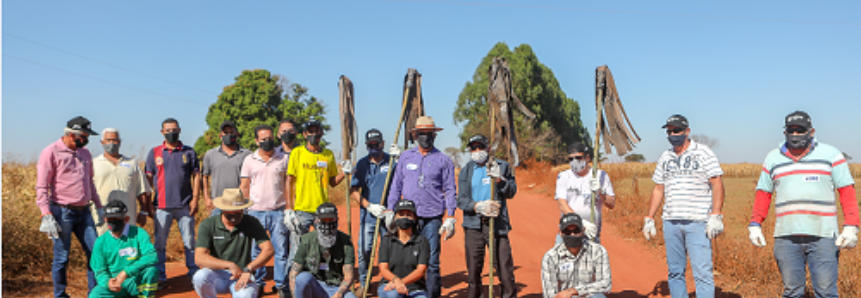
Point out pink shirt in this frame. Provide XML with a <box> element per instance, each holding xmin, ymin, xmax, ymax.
<box><xmin>36</xmin><ymin>139</ymin><xmax>102</xmax><ymax>216</ymax></box>
<box><xmin>240</xmin><ymin>150</ymin><xmax>288</xmax><ymax>211</ymax></box>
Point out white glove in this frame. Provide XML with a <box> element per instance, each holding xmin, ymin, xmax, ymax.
<box><xmin>384</xmin><ymin>211</ymin><xmax>395</xmax><ymax>228</ymax></box>
<box><xmin>486</xmin><ymin>160</ymin><xmax>502</xmax><ymax>179</ymax></box>
<box><xmin>439</xmin><ymin>218</ymin><xmax>457</xmax><ymax>241</ymax></box>
<box><xmin>590</xmin><ymin>178</ymin><xmax>602</xmax><ymax>194</ymax></box>
<box><xmin>748</xmin><ymin>225</ymin><xmax>767</xmax><ymax>247</ymax></box>
<box><xmin>582</xmin><ymin>220</ymin><xmax>598</xmax><ymax>239</ymax></box>
<box><xmin>388</xmin><ymin>144</ymin><xmax>401</xmax><ymax>157</ymax></box>
<box><xmin>366</xmin><ymin>203</ymin><xmax>386</xmax><ymax>218</ymax></box>
<box><xmin>835</xmin><ymin>226</ymin><xmax>859</xmax><ymax>249</ymax></box>
<box><xmin>39</xmin><ymin>215</ymin><xmax>62</xmax><ymax>239</ymax></box>
<box><xmin>706</xmin><ymin>214</ymin><xmax>724</xmax><ymax>239</ymax></box>
<box><xmin>96</xmin><ymin>208</ymin><xmax>106</xmax><ymax>227</ymax></box>
<box><xmin>474</xmin><ymin>201</ymin><xmax>500</xmax><ymax>217</ymax></box>
<box><xmin>341</xmin><ymin>160</ymin><xmax>353</xmax><ymax>175</ymax></box>
<box><xmin>643</xmin><ymin>217</ymin><xmax>657</xmax><ymax>241</ymax></box>
<box><xmin>283</xmin><ymin>209</ymin><xmax>300</xmax><ymax>234</ymax></box>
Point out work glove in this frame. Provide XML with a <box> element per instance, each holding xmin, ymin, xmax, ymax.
<box><xmin>835</xmin><ymin>226</ymin><xmax>859</xmax><ymax>249</ymax></box>
<box><xmin>748</xmin><ymin>225</ymin><xmax>767</xmax><ymax>247</ymax></box>
<box><xmin>590</xmin><ymin>178</ymin><xmax>602</xmax><ymax>194</ymax></box>
<box><xmin>439</xmin><ymin>218</ymin><xmax>457</xmax><ymax>241</ymax></box>
<box><xmin>706</xmin><ymin>214</ymin><xmax>724</xmax><ymax>239</ymax></box>
<box><xmin>283</xmin><ymin>209</ymin><xmax>300</xmax><ymax>234</ymax></box>
<box><xmin>341</xmin><ymin>160</ymin><xmax>353</xmax><ymax>175</ymax></box>
<box><xmin>486</xmin><ymin>160</ymin><xmax>502</xmax><ymax>179</ymax></box>
<box><xmin>582</xmin><ymin>220</ymin><xmax>598</xmax><ymax>239</ymax></box>
<box><xmin>96</xmin><ymin>208</ymin><xmax>106</xmax><ymax>227</ymax></box>
<box><xmin>39</xmin><ymin>215</ymin><xmax>62</xmax><ymax>239</ymax></box>
<box><xmin>366</xmin><ymin>203</ymin><xmax>386</xmax><ymax>218</ymax></box>
<box><xmin>384</xmin><ymin>211</ymin><xmax>395</xmax><ymax>229</ymax></box>
<box><xmin>643</xmin><ymin>217</ymin><xmax>657</xmax><ymax>241</ymax></box>
<box><xmin>388</xmin><ymin>144</ymin><xmax>401</xmax><ymax>157</ymax></box>
<box><xmin>474</xmin><ymin>201</ymin><xmax>500</xmax><ymax>217</ymax></box>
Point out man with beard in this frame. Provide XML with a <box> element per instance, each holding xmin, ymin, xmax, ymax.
<box><xmin>289</xmin><ymin>202</ymin><xmax>356</xmax><ymax>298</ymax></box>
<box><xmin>541</xmin><ymin>213</ymin><xmax>611</xmax><ymax>298</ymax></box>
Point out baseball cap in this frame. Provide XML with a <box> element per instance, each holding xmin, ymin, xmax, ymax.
<box><xmin>784</xmin><ymin>111</ymin><xmax>812</xmax><ymax>129</ymax></box>
<box><xmin>303</xmin><ymin>117</ymin><xmax>323</xmax><ymax>131</ymax></box>
<box><xmin>468</xmin><ymin>134</ymin><xmax>489</xmax><ymax>147</ymax></box>
<box><xmin>366</xmin><ymin>129</ymin><xmax>384</xmax><ymax>143</ymax></box>
<box><xmin>559</xmin><ymin>213</ymin><xmax>583</xmax><ymax>230</ymax></box>
<box><xmin>316</xmin><ymin>202</ymin><xmax>338</xmax><ymax>219</ymax></box>
<box><xmin>220</xmin><ymin>120</ymin><xmax>236</xmax><ymax>131</ymax></box>
<box><xmin>661</xmin><ymin>114</ymin><xmax>689</xmax><ymax>129</ymax></box>
<box><xmin>567</xmin><ymin>142</ymin><xmax>590</xmax><ymax>156</ymax></box>
<box><xmin>104</xmin><ymin>200</ymin><xmax>128</xmax><ymax>219</ymax></box>
<box><xmin>394</xmin><ymin>200</ymin><xmax>417</xmax><ymax>214</ymax></box>
<box><xmin>67</xmin><ymin>116</ymin><xmax>99</xmax><ymax>135</ymax></box>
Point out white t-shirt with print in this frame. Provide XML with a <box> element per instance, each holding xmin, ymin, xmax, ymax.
<box><xmin>652</xmin><ymin>140</ymin><xmax>723</xmax><ymax>221</ymax></box>
<box><xmin>555</xmin><ymin>169</ymin><xmax>615</xmax><ymax>235</ymax></box>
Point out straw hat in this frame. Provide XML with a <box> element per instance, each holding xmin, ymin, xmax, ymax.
<box><xmin>411</xmin><ymin>116</ymin><xmax>443</xmax><ymax>131</ymax></box>
<box><xmin>213</xmin><ymin>188</ymin><xmax>254</xmax><ymax>211</ymax></box>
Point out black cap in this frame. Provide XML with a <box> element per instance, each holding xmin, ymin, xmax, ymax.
<box><xmin>394</xmin><ymin>200</ymin><xmax>417</xmax><ymax>214</ymax></box>
<box><xmin>303</xmin><ymin>117</ymin><xmax>323</xmax><ymax>131</ymax></box>
<box><xmin>559</xmin><ymin>213</ymin><xmax>582</xmax><ymax>230</ymax></box>
<box><xmin>468</xmin><ymin>134</ymin><xmax>489</xmax><ymax>147</ymax></box>
<box><xmin>784</xmin><ymin>111</ymin><xmax>812</xmax><ymax>129</ymax></box>
<box><xmin>316</xmin><ymin>202</ymin><xmax>338</xmax><ymax>219</ymax></box>
<box><xmin>104</xmin><ymin>201</ymin><xmax>128</xmax><ymax>219</ymax></box>
<box><xmin>67</xmin><ymin>116</ymin><xmax>99</xmax><ymax>135</ymax></box>
<box><xmin>220</xmin><ymin>120</ymin><xmax>236</xmax><ymax>131</ymax></box>
<box><xmin>661</xmin><ymin>114</ymin><xmax>689</xmax><ymax>129</ymax></box>
<box><xmin>366</xmin><ymin>129</ymin><xmax>384</xmax><ymax>143</ymax></box>
<box><xmin>567</xmin><ymin>142</ymin><xmax>591</xmax><ymax>156</ymax></box>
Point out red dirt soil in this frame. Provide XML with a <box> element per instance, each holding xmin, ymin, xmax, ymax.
<box><xmin>157</xmin><ymin>190</ymin><xmax>678</xmax><ymax>298</ymax></box>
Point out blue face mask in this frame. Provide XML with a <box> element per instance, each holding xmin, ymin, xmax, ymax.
<box><xmin>668</xmin><ymin>134</ymin><xmax>687</xmax><ymax>147</ymax></box>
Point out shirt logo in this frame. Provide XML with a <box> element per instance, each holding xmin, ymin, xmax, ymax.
<box><xmin>482</xmin><ymin>177</ymin><xmax>491</xmax><ymax>185</ymax></box>
<box><xmin>317</xmin><ymin>161</ymin><xmax>328</xmax><ymax>168</ymax></box>
<box><xmin>381</xmin><ymin>166</ymin><xmax>390</xmax><ymax>173</ymax></box>
<box><xmin>155</xmin><ymin>156</ymin><xmax>163</xmax><ymax>165</ymax></box>
<box><xmin>559</xmin><ymin>263</ymin><xmax>574</xmax><ymax>272</ymax></box>
<box><xmin>804</xmin><ymin>176</ymin><xmax>820</xmax><ymax>182</ymax></box>
<box><xmin>182</xmin><ymin>154</ymin><xmax>188</xmax><ymax>164</ymax></box>
<box><xmin>413</xmin><ymin>250</ymin><xmax>419</xmax><ymax>256</ymax></box>
<box><xmin>214</xmin><ymin>236</ymin><xmax>225</xmax><ymax>239</ymax></box>
<box><xmin>119</xmin><ymin>247</ymin><xmax>137</xmax><ymax>259</ymax></box>
<box><xmin>120</xmin><ymin>163</ymin><xmax>131</xmax><ymax>168</ymax></box>
<box><xmin>407</xmin><ymin>163</ymin><xmax>418</xmax><ymax>170</ymax></box>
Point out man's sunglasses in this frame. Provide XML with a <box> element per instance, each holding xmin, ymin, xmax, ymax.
<box><xmin>567</xmin><ymin>156</ymin><xmax>586</xmax><ymax>162</ymax></box>
<box><xmin>666</xmin><ymin>128</ymin><xmax>685</xmax><ymax>134</ymax></box>
<box><xmin>468</xmin><ymin>144</ymin><xmax>487</xmax><ymax>151</ymax></box>
<box><xmin>786</xmin><ymin>127</ymin><xmax>808</xmax><ymax>134</ymax></box>
<box><xmin>561</xmin><ymin>227</ymin><xmax>582</xmax><ymax>235</ymax></box>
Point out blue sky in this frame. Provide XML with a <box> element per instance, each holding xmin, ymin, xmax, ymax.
<box><xmin>4</xmin><ymin>0</ymin><xmax>860</xmax><ymax>164</ymax></box>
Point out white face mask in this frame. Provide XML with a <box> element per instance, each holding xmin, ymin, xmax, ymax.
<box><xmin>570</xmin><ymin>159</ymin><xmax>586</xmax><ymax>173</ymax></box>
<box><xmin>471</xmin><ymin>150</ymin><xmax>489</xmax><ymax>164</ymax></box>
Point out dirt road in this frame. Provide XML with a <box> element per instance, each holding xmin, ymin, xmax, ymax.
<box><xmin>158</xmin><ymin>190</ymin><xmax>676</xmax><ymax>298</ymax></box>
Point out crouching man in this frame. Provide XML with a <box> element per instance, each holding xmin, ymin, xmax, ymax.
<box><xmin>89</xmin><ymin>200</ymin><xmax>158</xmax><ymax>298</ymax></box>
<box><xmin>290</xmin><ymin>202</ymin><xmax>356</xmax><ymax>298</ymax></box>
<box><xmin>541</xmin><ymin>213</ymin><xmax>611</xmax><ymax>298</ymax></box>
<box><xmin>193</xmin><ymin>188</ymin><xmax>273</xmax><ymax>298</ymax></box>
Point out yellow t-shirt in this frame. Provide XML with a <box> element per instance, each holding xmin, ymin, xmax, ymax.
<box><xmin>287</xmin><ymin>146</ymin><xmax>339</xmax><ymax>213</ymax></box>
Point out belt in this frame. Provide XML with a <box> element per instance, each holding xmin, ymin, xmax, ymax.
<box><xmin>51</xmin><ymin>201</ymin><xmax>92</xmax><ymax>211</ymax></box>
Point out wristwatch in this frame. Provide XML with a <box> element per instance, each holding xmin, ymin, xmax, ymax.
<box><xmin>242</xmin><ymin>267</ymin><xmax>252</xmax><ymax>274</ymax></box>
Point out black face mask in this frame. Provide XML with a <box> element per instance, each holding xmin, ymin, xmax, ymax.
<box><xmin>222</xmin><ymin>134</ymin><xmax>237</xmax><ymax>146</ymax></box>
<box><xmin>562</xmin><ymin>235</ymin><xmax>585</xmax><ymax>249</ymax></box>
<box><xmin>224</xmin><ymin>212</ymin><xmax>243</xmax><ymax>225</ymax></box>
<box><xmin>395</xmin><ymin>218</ymin><xmax>416</xmax><ymax>230</ymax></box>
<box><xmin>417</xmin><ymin>134</ymin><xmax>435</xmax><ymax>149</ymax></box>
<box><xmin>74</xmin><ymin>136</ymin><xmax>89</xmax><ymax>148</ymax></box>
<box><xmin>164</xmin><ymin>132</ymin><xmax>180</xmax><ymax>144</ymax></box>
<box><xmin>107</xmin><ymin>220</ymin><xmax>125</xmax><ymax>233</ymax></box>
<box><xmin>281</xmin><ymin>132</ymin><xmax>296</xmax><ymax>145</ymax></box>
<box><xmin>259</xmin><ymin>139</ymin><xmax>275</xmax><ymax>152</ymax></box>
<box><xmin>786</xmin><ymin>133</ymin><xmax>811</xmax><ymax>150</ymax></box>
<box><xmin>306</xmin><ymin>134</ymin><xmax>321</xmax><ymax>146</ymax></box>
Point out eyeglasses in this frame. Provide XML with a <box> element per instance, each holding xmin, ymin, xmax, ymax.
<box><xmin>468</xmin><ymin>144</ymin><xmax>487</xmax><ymax>151</ymax></box>
<box><xmin>666</xmin><ymin>128</ymin><xmax>685</xmax><ymax>134</ymax></box>
<box><xmin>567</xmin><ymin>156</ymin><xmax>586</xmax><ymax>162</ymax></box>
<box><xmin>561</xmin><ymin>227</ymin><xmax>582</xmax><ymax>235</ymax></box>
<box><xmin>786</xmin><ymin>127</ymin><xmax>808</xmax><ymax>134</ymax></box>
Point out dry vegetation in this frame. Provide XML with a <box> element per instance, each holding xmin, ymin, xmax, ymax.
<box><xmin>516</xmin><ymin>161</ymin><xmax>861</xmax><ymax>297</ymax></box>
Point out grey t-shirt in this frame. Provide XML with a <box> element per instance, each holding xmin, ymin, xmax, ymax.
<box><xmin>202</xmin><ymin>146</ymin><xmax>251</xmax><ymax>199</ymax></box>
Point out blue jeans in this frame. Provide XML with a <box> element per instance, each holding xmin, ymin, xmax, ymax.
<box><xmin>377</xmin><ymin>282</ymin><xmax>429</xmax><ymax>298</ymax></box>
<box><xmin>663</xmin><ymin>220</ymin><xmax>714</xmax><ymax>298</ymax></box>
<box><xmin>773</xmin><ymin>236</ymin><xmax>839</xmax><ymax>298</ymax></box>
<box><xmin>358</xmin><ymin>220</ymin><xmax>387</xmax><ymax>287</ymax></box>
<box><xmin>155</xmin><ymin>207</ymin><xmax>199</xmax><ymax>281</ymax></box>
<box><xmin>50</xmin><ymin>204</ymin><xmax>97</xmax><ymax>298</ymax></box>
<box><xmin>294</xmin><ymin>272</ymin><xmax>358</xmax><ymax>298</ymax></box>
<box><xmin>248</xmin><ymin>208</ymin><xmax>290</xmax><ymax>288</ymax></box>
<box><xmin>192</xmin><ymin>268</ymin><xmax>259</xmax><ymax>298</ymax></box>
<box><xmin>288</xmin><ymin>211</ymin><xmax>317</xmax><ymax>271</ymax></box>
<box><xmin>417</xmin><ymin>216</ymin><xmax>442</xmax><ymax>298</ymax></box>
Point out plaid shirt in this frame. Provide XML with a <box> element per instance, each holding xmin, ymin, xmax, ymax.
<box><xmin>541</xmin><ymin>241</ymin><xmax>611</xmax><ymax>298</ymax></box>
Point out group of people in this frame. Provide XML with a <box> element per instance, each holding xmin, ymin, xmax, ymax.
<box><xmin>35</xmin><ymin>110</ymin><xmax>859</xmax><ymax>298</ymax></box>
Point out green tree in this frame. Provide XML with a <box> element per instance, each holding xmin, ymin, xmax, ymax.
<box><xmin>453</xmin><ymin>42</ymin><xmax>590</xmax><ymax>164</ymax></box>
<box><xmin>625</xmin><ymin>153</ymin><xmax>646</xmax><ymax>163</ymax></box>
<box><xmin>194</xmin><ymin>69</ymin><xmax>329</xmax><ymax>156</ymax></box>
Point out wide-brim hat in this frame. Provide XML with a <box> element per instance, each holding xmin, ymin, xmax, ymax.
<box><xmin>411</xmin><ymin>116</ymin><xmax>443</xmax><ymax>132</ymax></box>
<box><xmin>213</xmin><ymin>188</ymin><xmax>254</xmax><ymax>211</ymax></box>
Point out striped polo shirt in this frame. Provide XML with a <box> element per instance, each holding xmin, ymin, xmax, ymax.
<box><xmin>756</xmin><ymin>140</ymin><xmax>853</xmax><ymax>238</ymax></box>
<box><xmin>652</xmin><ymin>140</ymin><xmax>723</xmax><ymax>221</ymax></box>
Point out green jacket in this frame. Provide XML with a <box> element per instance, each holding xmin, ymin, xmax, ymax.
<box><xmin>90</xmin><ymin>225</ymin><xmax>157</xmax><ymax>286</ymax></box>
<box><xmin>294</xmin><ymin>231</ymin><xmax>355</xmax><ymax>286</ymax></box>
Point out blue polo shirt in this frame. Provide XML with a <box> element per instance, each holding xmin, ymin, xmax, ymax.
<box><xmin>351</xmin><ymin>153</ymin><xmax>396</xmax><ymax>223</ymax></box>
<box><xmin>145</xmin><ymin>141</ymin><xmax>199</xmax><ymax>209</ymax></box>
<box><xmin>471</xmin><ymin>164</ymin><xmax>491</xmax><ymax>202</ymax></box>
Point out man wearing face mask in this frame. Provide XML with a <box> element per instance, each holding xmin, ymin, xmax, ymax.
<box><xmin>554</xmin><ymin>142</ymin><xmax>615</xmax><ymax>245</ymax></box>
<box><xmin>145</xmin><ymin>118</ymin><xmax>201</xmax><ymax>285</ymax></box>
<box><xmin>377</xmin><ymin>200</ymin><xmax>431</xmax><ymax>298</ymax></box>
<box><xmin>91</xmin><ymin>127</ymin><xmax>152</xmax><ymax>235</ymax></box>
<box><xmin>90</xmin><ymin>200</ymin><xmax>159</xmax><ymax>298</ymax></box>
<box><xmin>289</xmin><ymin>202</ymin><xmax>356</xmax><ymax>298</ymax></box>
<box><xmin>276</xmin><ymin>119</ymin><xmax>299</xmax><ymax>158</ymax></box>
<box><xmin>240</xmin><ymin>124</ymin><xmax>291</xmax><ymax>296</ymax></box>
<box><xmin>37</xmin><ymin>116</ymin><xmax>105</xmax><ymax>298</ymax></box>
<box><xmin>540</xmin><ymin>213</ymin><xmax>611</xmax><ymax>298</ymax></box>
<box><xmin>350</xmin><ymin>128</ymin><xmax>397</xmax><ymax>296</ymax></box>
<box><xmin>643</xmin><ymin>114</ymin><xmax>724</xmax><ymax>298</ymax></box>
<box><xmin>456</xmin><ymin>134</ymin><xmax>518</xmax><ymax>298</ymax></box>
<box><xmin>203</xmin><ymin>120</ymin><xmax>251</xmax><ymax>217</ymax></box>
<box><xmin>747</xmin><ymin>111</ymin><xmax>859</xmax><ymax>298</ymax></box>
<box><xmin>193</xmin><ymin>188</ymin><xmax>273</xmax><ymax>298</ymax></box>
<box><xmin>387</xmin><ymin>116</ymin><xmax>457</xmax><ymax>298</ymax></box>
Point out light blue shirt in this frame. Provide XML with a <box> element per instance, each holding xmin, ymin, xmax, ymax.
<box><xmin>471</xmin><ymin>164</ymin><xmax>491</xmax><ymax>203</ymax></box>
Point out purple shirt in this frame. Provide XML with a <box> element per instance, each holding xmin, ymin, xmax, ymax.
<box><xmin>387</xmin><ymin>147</ymin><xmax>457</xmax><ymax>217</ymax></box>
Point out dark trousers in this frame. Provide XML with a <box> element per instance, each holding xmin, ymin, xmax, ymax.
<box><xmin>464</xmin><ymin>222</ymin><xmax>516</xmax><ymax>298</ymax></box>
